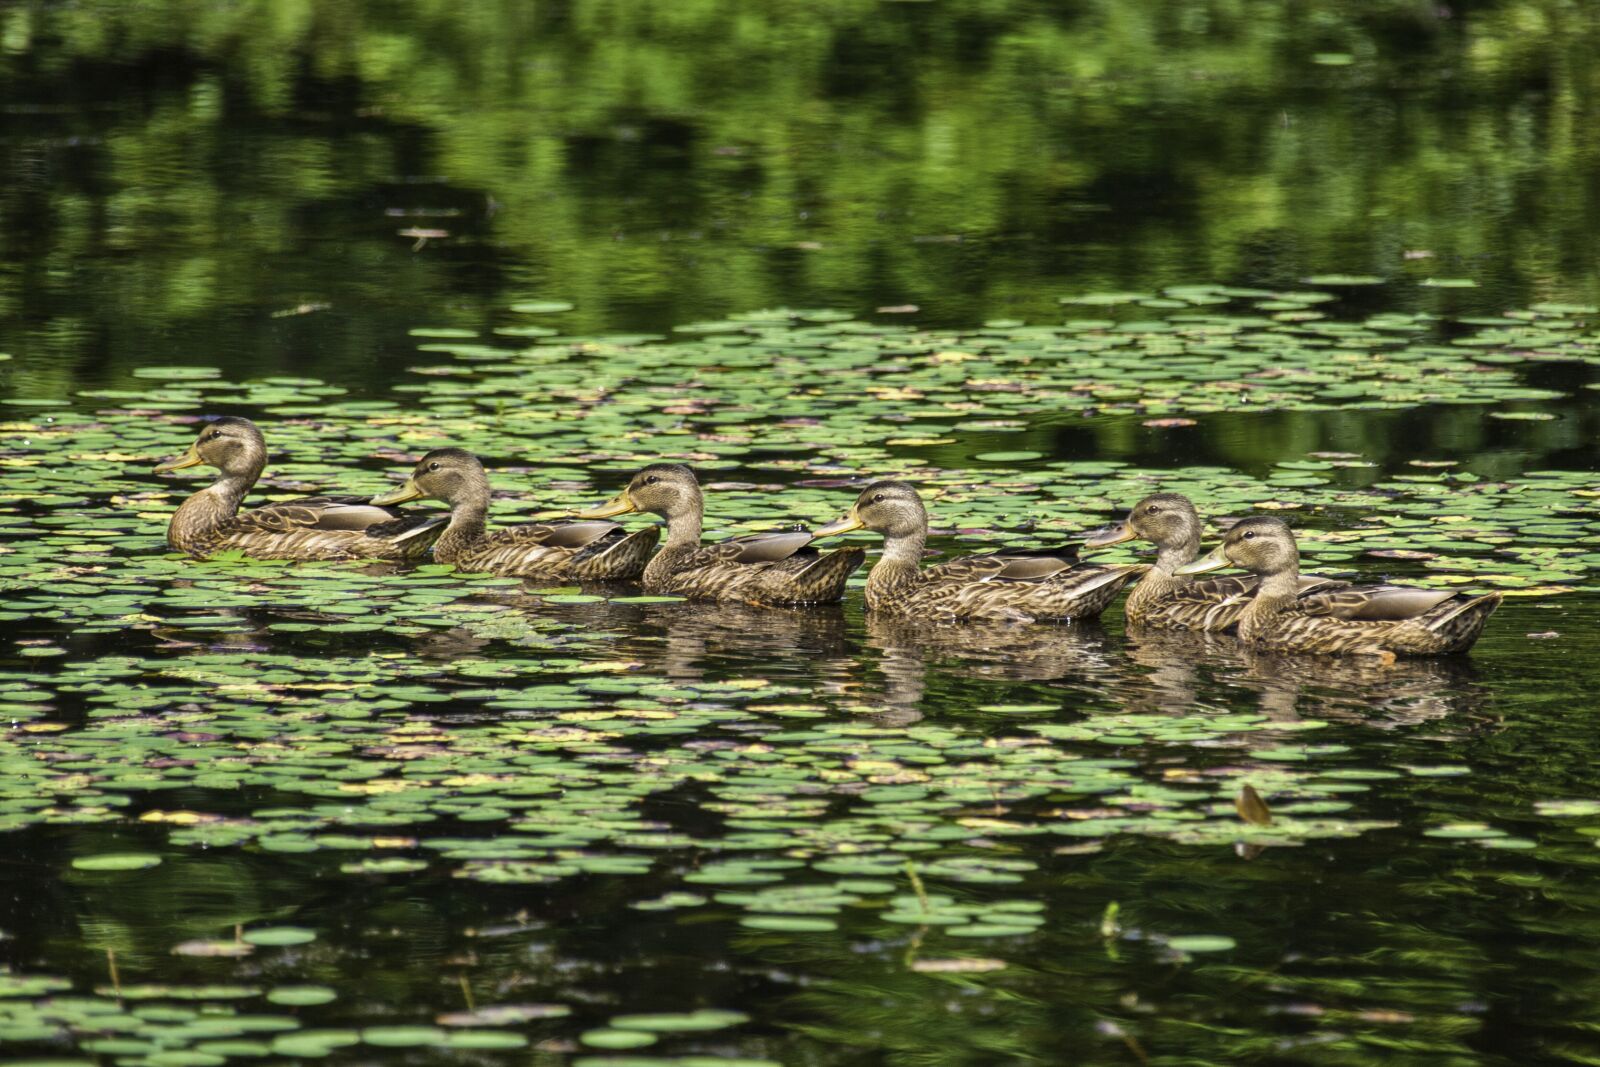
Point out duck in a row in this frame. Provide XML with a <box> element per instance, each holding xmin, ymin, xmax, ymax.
<box><xmin>154</xmin><ymin>417</ymin><xmax>445</xmax><ymax>562</ymax></box>
<box><xmin>152</xmin><ymin>419</ymin><xmax>1144</xmax><ymax>617</ymax></box>
<box><xmin>153</xmin><ymin>418</ymin><xmax>1502</xmax><ymax>655</ymax></box>
<box><xmin>1081</xmin><ymin>493</ymin><xmax>1502</xmax><ymax>656</ymax></box>
<box><xmin>151</xmin><ymin>418</ymin><xmax>860</xmax><ymax>602</ymax></box>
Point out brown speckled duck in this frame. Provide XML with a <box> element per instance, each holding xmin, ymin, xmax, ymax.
<box><xmin>579</xmin><ymin>464</ymin><xmax>864</xmax><ymax>605</ymax></box>
<box><xmin>370</xmin><ymin>448</ymin><xmax>658</xmax><ymax>579</ymax></box>
<box><xmin>152</xmin><ymin>417</ymin><xmax>443</xmax><ymax>561</ymax></box>
<box><xmin>1084</xmin><ymin>492</ymin><xmax>1346</xmax><ymax>630</ymax></box>
<box><xmin>814</xmin><ymin>481</ymin><xmax>1147</xmax><ymax>623</ymax></box>
<box><xmin>1175</xmin><ymin>516</ymin><xmax>1502</xmax><ymax>656</ymax></box>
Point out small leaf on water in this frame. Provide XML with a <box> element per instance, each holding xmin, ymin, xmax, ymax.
<box><xmin>910</xmin><ymin>957</ymin><xmax>1007</xmax><ymax>973</ymax></box>
<box><xmin>1236</xmin><ymin>784</ymin><xmax>1273</xmax><ymax>826</ymax></box>
<box><xmin>71</xmin><ymin>853</ymin><xmax>162</xmax><ymax>872</ymax></box>
<box><xmin>1167</xmin><ymin>935</ymin><xmax>1237</xmax><ymax>953</ymax></box>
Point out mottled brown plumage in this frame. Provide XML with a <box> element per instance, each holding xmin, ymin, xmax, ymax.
<box><xmin>579</xmin><ymin>464</ymin><xmax>862</xmax><ymax>604</ymax></box>
<box><xmin>370</xmin><ymin>448</ymin><xmax>657</xmax><ymax>579</ymax></box>
<box><xmin>153</xmin><ymin>417</ymin><xmax>443</xmax><ymax>561</ymax></box>
<box><xmin>1084</xmin><ymin>492</ymin><xmax>1346</xmax><ymax>630</ymax></box>
<box><xmin>815</xmin><ymin>481</ymin><xmax>1146</xmax><ymax>623</ymax></box>
<box><xmin>1176</xmin><ymin>516</ymin><xmax>1502</xmax><ymax>656</ymax></box>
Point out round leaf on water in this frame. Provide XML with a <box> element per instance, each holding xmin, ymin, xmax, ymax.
<box><xmin>267</xmin><ymin>985</ymin><xmax>337</xmax><ymax>1006</ymax></box>
<box><xmin>71</xmin><ymin>853</ymin><xmax>161</xmax><ymax>872</ymax></box>
<box><xmin>610</xmin><ymin>1009</ymin><xmax>750</xmax><ymax>1033</ymax></box>
<box><xmin>739</xmin><ymin>916</ymin><xmax>837</xmax><ymax>932</ymax></box>
<box><xmin>242</xmin><ymin>926</ymin><xmax>317</xmax><ymax>947</ymax></box>
<box><xmin>1167</xmin><ymin>935</ymin><xmax>1237</xmax><ymax>953</ymax></box>
<box><xmin>362</xmin><ymin>1026</ymin><xmax>447</xmax><ymax>1047</ymax></box>
<box><xmin>581</xmin><ymin>1028</ymin><xmax>658</xmax><ymax>1049</ymax></box>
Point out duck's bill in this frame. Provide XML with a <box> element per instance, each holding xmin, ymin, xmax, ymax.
<box><xmin>371</xmin><ymin>477</ymin><xmax>424</xmax><ymax>506</ymax></box>
<box><xmin>153</xmin><ymin>445</ymin><xmax>203</xmax><ymax>474</ymax></box>
<box><xmin>812</xmin><ymin>511</ymin><xmax>864</xmax><ymax>538</ymax></box>
<box><xmin>1174</xmin><ymin>545</ymin><xmax>1230</xmax><ymax>575</ymax></box>
<box><xmin>1082</xmin><ymin>521</ymin><xmax>1135</xmax><ymax>549</ymax></box>
<box><xmin>578</xmin><ymin>491</ymin><xmax>637</xmax><ymax>519</ymax></box>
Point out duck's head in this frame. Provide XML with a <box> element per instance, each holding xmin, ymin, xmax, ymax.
<box><xmin>579</xmin><ymin>463</ymin><xmax>700</xmax><ymax>520</ymax></box>
<box><xmin>371</xmin><ymin>447</ymin><xmax>488</xmax><ymax>508</ymax></box>
<box><xmin>1175</xmin><ymin>515</ymin><xmax>1299</xmax><ymax>577</ymax></box>
<box><xmin>1083</xmin><ymin>493</ymin><xmax>1201</xmax><ymax>556</ymax></box>
<box><xmin>815</xmin><ymin>480</ymin><xmax>927</xmax><ymax>539</ymax></box>
<box><xmin>153</xmin><ymin>416</ymin><xmax>266</xmax><ymax>478</ymax></box>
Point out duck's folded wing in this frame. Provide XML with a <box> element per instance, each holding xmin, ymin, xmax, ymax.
<box><xmin>927</xmin><ymin>544</ymin><xmax>1081</xmax><ymax>584</ymax></box>
<box><xmin>230</xmin><ymin>498</ymin><xmax>397</xmax><ymax>534</ymax></box>
<box><xmin>1163</xmin><ymin>574</ymin><xmax>1258</xmax><ymax>603</ymax></box>
<box><xmin>706</xmin><ymin>530</ymin><xmax>816</xmax><ymax>565</ymax></box>
<box><xmin>230</xmin><ymin>498</ymin><xmax>444</xmax><ymax>540</ymax></box>
<box><xmin>492</xmin><ymin>520</ymin><xmax>622</xmax><ymax>550</ymax></box>
<box><xmin>1297</xmin><ymin>574</ymin><xmax>1349</xmax><ymax>595</ymax></box>
<box><xmin>1294</xmin><ymin>584</ymin><xmax>1457</xmax><ymax>621</ymax></box>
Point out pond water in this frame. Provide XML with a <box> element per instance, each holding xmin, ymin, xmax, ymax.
<box><xmin>2</xmin><ymin>3</ymin><xmax>1599</xmax><ymax>1066</ymax></box>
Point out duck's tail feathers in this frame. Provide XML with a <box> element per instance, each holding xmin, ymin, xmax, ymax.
<box><xmin>391</xmin><ymin>516</ymin><xmax>448</xmax><ymax>543</ymax></box>
<box><xmin>571</xmin><ymin>524</ymin><xmax>662</xmax><ymax>581</ymax></box>
<box><xmin>791</xmin><ymin>547</ymin><xmax>866</xmax><ymax>601</ymax></box>
<box><xmin>1423</xmin><ymin>591</ymin><xmax>1503</xmax><ymax>652</ymax></box>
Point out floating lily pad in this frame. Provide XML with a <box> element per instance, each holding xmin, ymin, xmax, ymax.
<box><xmin>70</xmin><ymin>854</ymin><xmax>162</xmax><ymax>872</ymax></box>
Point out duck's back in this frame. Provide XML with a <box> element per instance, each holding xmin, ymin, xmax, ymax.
<box><xmin>647</xmin><ymin>532</ymin><xmax>861</xmax><ymax>604</ymax></box>
<box><xmin>1242</xmin><ymin>587</ymin><xmax>1503</xmax><ymax>655</ymax></box>
<box><xmin>881</xmin><ymin>549</ymin><xmax>1147</xmax><ymax>623</ymax></box>
<box><xmin>193</xmin><ymin>498</ymin><xmax>444</xmax><ymax>561</ymax></box>
<box><xmin>452</xmin><ymin>520</ymin><xmax>639</xmax><ymax>577</ymax></box>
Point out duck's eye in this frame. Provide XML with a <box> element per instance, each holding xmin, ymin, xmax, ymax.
<box><xmin>1243</xmin><ymin>531</ymin><xmax>1255</xmax><ymax>540</ymax></box>
<box><xmin>645</xmin><ymin>475</ymin><xmax>659</xmax><ymax>485</ymax></box>
<box><xmin>871</xmin><ymin>493</ymin><xmax>885</xmax><ymax>504</ymax></box>
<box><xmin>428</xmin><ymin>462</ymin><xmax>440</xmax><ymax>472</ymax></box>
<box><xmin>208</xmin><ymin>431</ymin><xmax>224</xmax><ymax>440</ymax></box>
<box><xmin>1147</xmin><ymin>505</ymin><xmax>1160</xmax><ymax>515</ymax></box>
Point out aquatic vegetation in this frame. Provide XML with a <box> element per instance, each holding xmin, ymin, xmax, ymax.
<box><xmin>0</xmin><ymin>289</ymin><xmax>1596</xmax><ymax>1065</ymax></box>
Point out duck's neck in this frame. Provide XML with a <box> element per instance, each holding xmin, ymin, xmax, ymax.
<box><xmin>1240</xmin><ymin>565</ymin><xmax>1301</xmax><ymax>639</ymax></box>
<box><xmin>168</xmin><ymin>468</ymin><xmax>256</xmax><ymax>552</ymax></box>
<box><xmin>435</xmin><ymin>500</ymin><xmax>489</xmax><ymax>563</ymax></box>
<box><xmin>866</xmin><ymin>528</ymin><xmax>926</xmax><ymax>608</ymax></box>
<box><xmin>1254</xmin><ymin>565</ymin><xmax>1301</xmax><ymax>610</ymax></box>
<box><xmin>1127</xmin><ymin>534</ymin><xmax>1204</xmax><ymax>613</ymax></box>
<box><xmin>644</xmin><ymin>502</ymin><xmax>704</xmax><ymax>583</ymax></box>
<box><xmin>1154</xmin><ymin>531</ymin><xmax>1202</xmax><ymax>575</ymax></box>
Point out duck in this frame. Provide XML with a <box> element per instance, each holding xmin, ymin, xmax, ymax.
<box><xmin>1174</xmin><ymin>516</ymin><xmax>1502</xmax><ymax>656</ymax></box>
<box><xmin>813</xmin><ymin>481</ymin><xmax>1147</xmax><ymax>623</ymax></box>
<box><xmin>152</xmin><ymin>416</ymin><xmax>444</xmax><ymax>561</ymax></box>
<box><xmin>578</xmin><ymin>463</ymin><xmax>864</xmax><ymax>605</ymax></box>
<box><xmin>369</xmin><ymin>448</ymin><xmax>658</xmax><ymax>579</ymax></box>
<box><xmin>1083</xmin><ymin>492</ymin><xmax>1346</xmax><ymax>630</ymax></box>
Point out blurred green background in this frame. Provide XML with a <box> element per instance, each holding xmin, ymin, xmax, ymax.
<box><xmin>1</xmin><ymin>0</ymin><xmax>1598</xmax><ymax>396</ymax></box>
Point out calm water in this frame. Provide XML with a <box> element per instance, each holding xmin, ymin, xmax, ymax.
<box><xmin>3</xmin><ymin>3</ymin><xmax>1600</xmax><ymax>1066</ymax></box>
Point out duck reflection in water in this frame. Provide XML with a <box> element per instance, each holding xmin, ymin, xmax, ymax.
<box><xmin>602</xmin><ymin>598</ymin><xmax>856</xmax><ymax>685</ymax></box>
<box><xmin>1122</xmin><ymin>625</ymin><xmax>1489</xmax><ymax>729</ymax></box>
<box><xmin>864</xmin><ymin>615</ymin><xmax>1123</xmax><ymax>724</ymax></box>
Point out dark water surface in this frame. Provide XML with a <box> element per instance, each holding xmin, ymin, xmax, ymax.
<box><xmin>3</xmin><ymin>3</ymin><xmax>1600</xmax><ymax>1066</ymax></box>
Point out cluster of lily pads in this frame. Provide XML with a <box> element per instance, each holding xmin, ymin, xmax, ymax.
<box><xmin>1</xmin><ymin>285</ymin><xmax>1597</xmax><ymax>1064</ymax></box>
<box><xmin>0</xmin><ymin>964</ymin><xmax>766</xmax><ymax>1064</ymax></box>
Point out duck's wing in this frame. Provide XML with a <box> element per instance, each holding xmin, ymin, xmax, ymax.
<box><xmin>1166</xmin><ymin>574</ymin><xmax>1259</xmax><ymax>603</ymax></box>
<box><xmin>229</xmin><ymin>497</ymin><xmax>422</xmax><ymax>536</ymax></box>
<box><xmin>925</xmin><ymin>543</ymin><xmax>1082</xmax><ymax>584</ymax></box>
<box><xmin>703</xmin><ymin>530</ymin><xmax>817</xmax><ymax>565</ymax></box>
<box><xmin>488</xmin><ymin>519</ymin><xmax>623</xmax><ymax>551</ymax></box>
<box><xmin>1298</xmin><ymin>574</ymin><xmax>1349</xmax><ymax>595</ymax></box>
<box><xmin>1293</xmin><ymin>584</ymin><xmax>1459</xmax><ymax>622</ymax></box>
